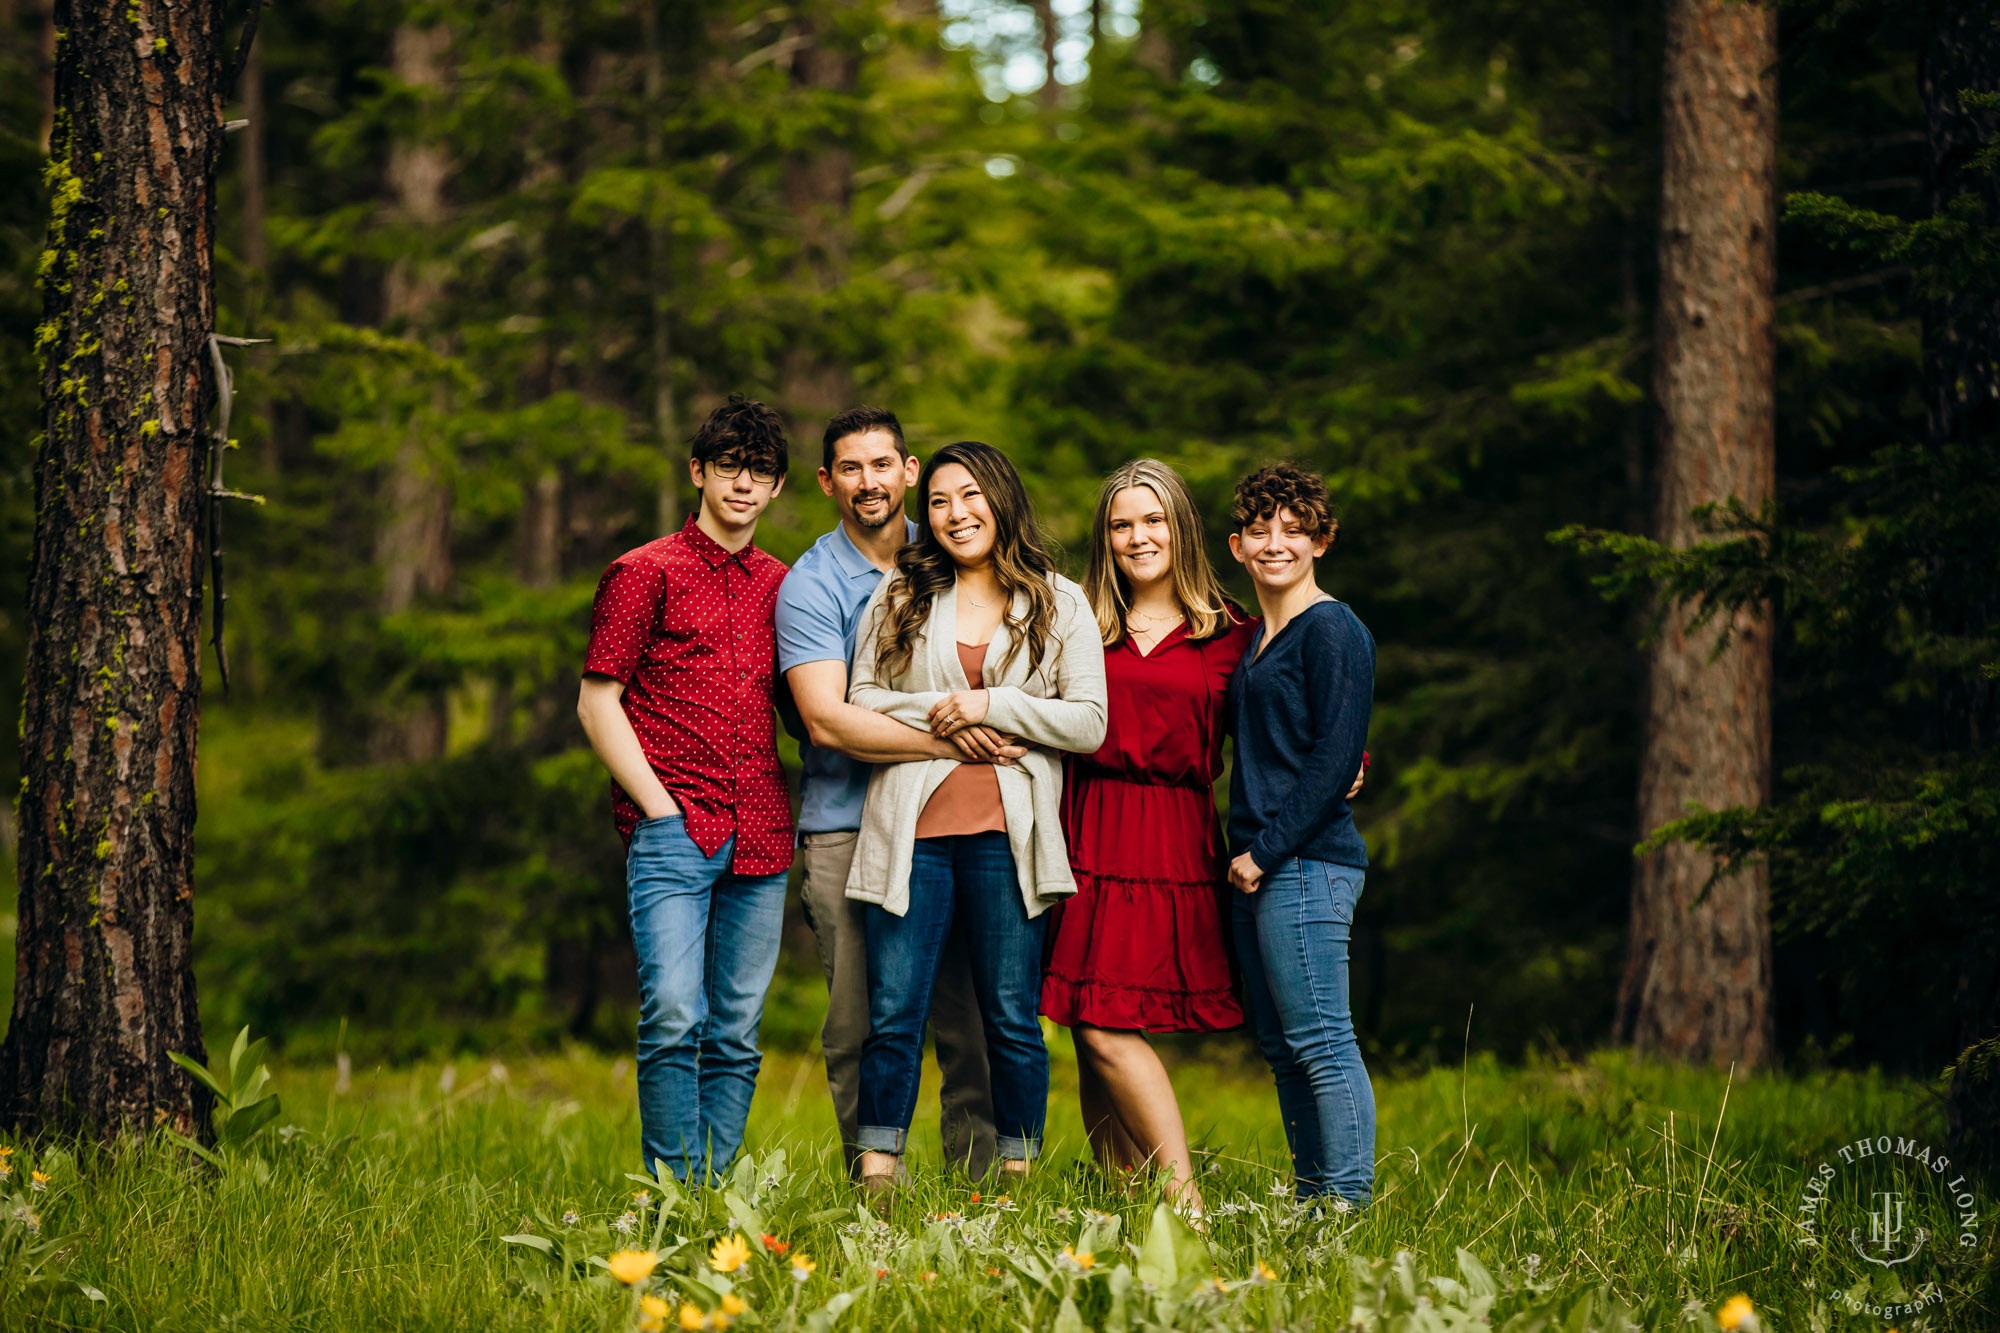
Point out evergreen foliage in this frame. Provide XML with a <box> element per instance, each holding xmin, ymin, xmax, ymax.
<box><xmin>0</xmin><ymin>0</ymin><xmax>1983</xmax><ymax>1083</ymax></box>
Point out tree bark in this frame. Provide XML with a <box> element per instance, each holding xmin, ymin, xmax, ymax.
<box><xmin>373</xmin><ymin>24</ymin><xmax>453</xmax><ymax>762</ymax></box>
<box><xmin>1923</xmin><ymin>0</ymin><xmax>2000</xmax><ymax>1177</ymax></box>
<box><xmin>2</xmin><ymin>0</ymin><xmax>222</xmax><ymax>1138</ymax></box>
<box><xmin>1032</xmin><ymin>0</ymin><xmax>1061</xmax><ymax>109</ymax></box>
<box><xmin>780</xmin><ymin>3</ymin><xmax>858</xmax><ymax>446</ymax></box>
<box><xmin>26</xmin><ymin>0</ymin><xmax>56</xmax><ymax>150</ymax></box>
<box><xmin>240</xmin><ymin>36</ymin><xmax>268</xmax><ymax>281</ymax></box>
<box><xmin>642</xmin><ymin>0</ymin><xmax>680</xmax><ymax>535</ymax></box>
<box><xmin>1618</xmin><ymin>0</ymin><xmax>1778</xmax><ymax>1067</ymax></box>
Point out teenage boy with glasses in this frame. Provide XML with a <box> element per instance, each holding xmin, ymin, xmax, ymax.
<box><xmin>577</xmin><ymin>394</ymin><xmax>794</xmax><ymax>1182</ymax></box>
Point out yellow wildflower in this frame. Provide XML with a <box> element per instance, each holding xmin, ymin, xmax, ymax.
<box><xmin>28</xmin><ymin>1171</ymin><xmax>48</xmax><ymax>1192</ymax></box>
<box><xmin>677</xmin><ymin>1304</ymin><xmax>705</xmax><ymax>1332</ymax></box>
<box><xmin>1059</xmin><ymin>1246</ymin><xmax>1096</xmax><ymax>1270</ymax></box>
<box><xmin>720</xmin><ymin>1293</ymin><xmax>746</xmax><ymax>1316</ymax></box>
<box><xmin>709</xmin><ymin>1233</ymin><xmax>752</xmax><ymax>1274</ymax></box>
<box><xmin>1257</xmin><ymin>1261</ymin><xmax>1277</xmax><ymax>1282</ymax></box>
<box><xmin>1212</xmin><ymin>1277</ymin><xmax>1231</xmax><ymax>1293</ymax></box>
<box><xmin>606</xmin><ymin>1249</ymin><xmax>660</xmax><ymax>1286</ymax></box>
<box><xmin>638</xmin><ymin>1293</ymin><xmax>671</xmax><ymax>1332</ymax></box>
<box><xmin>789</xmin><ymin>1254</ymin><xmax>816</xmax><ymax>1282</ymax></box>
<box><xmin>1716</xmin><ymin>1295</ymin><xmax>1758</xmax><ymax>1332</ymax></box>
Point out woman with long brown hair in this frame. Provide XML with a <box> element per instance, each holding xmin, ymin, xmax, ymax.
<box><xmin>1040</xmin><ymin>459</ymin><xmax>1360</xmax><ymax>1221</ymax></box>
<box><xmin>843</xmin><ymin>441</ymin><xmax>1107</xmax><ymax>1197</ymax></box>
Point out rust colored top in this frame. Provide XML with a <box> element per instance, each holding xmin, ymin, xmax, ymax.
<box><xmin>914</xmin><ymin>641</ymin><xmax>1008</xmax><ymax>839</ymax></box>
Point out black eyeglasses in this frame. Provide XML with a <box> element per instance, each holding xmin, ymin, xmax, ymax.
<box><xmin>704</xmin><ymin>455</ymin><xmax>781</xmax><ymax>485</ymax></box>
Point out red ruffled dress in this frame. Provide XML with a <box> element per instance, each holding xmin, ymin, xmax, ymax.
<box><xmin>1039</xmin><ymin>615</ymin><xmax>1259</xmax><ymax>1032</ymax></box>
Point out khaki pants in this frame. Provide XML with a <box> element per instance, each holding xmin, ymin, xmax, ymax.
<box><xmin>799</xmin><ymin>830</ymin><xmax>997</xmax><ymax>1178</ymax></box>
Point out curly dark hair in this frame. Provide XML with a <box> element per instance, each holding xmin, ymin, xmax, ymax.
<box><xmin>689</xmin><ymin>394</ymin><xmax>790</xmax><ymax>479</ymax></box>
<box><xmin>822</xmin><ymin>405</ymin><xmax>907</xmax><ymax>469</ymax></box>
<box><xmin>1229</xmin><ymin>462</ymin><xmax>1335</xmax><ymax>541</ymax></box>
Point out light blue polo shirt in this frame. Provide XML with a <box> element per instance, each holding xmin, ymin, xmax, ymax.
<box><xmin>776</xmin><ymin>518</ymin><xmax>919</xmax><ymax>835</ymax></box>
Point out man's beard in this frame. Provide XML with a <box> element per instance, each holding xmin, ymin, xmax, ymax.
<box><xmin>851</xmin><ymin>492</ymin><xmax>896</xmax><ymax>528</ymax></box>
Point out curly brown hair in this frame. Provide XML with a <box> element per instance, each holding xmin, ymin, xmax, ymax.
<box><xmin>689</xmin><ymin>393</ymin><xmax>790</xmax><ymax>479</ymax></box>
<box><xmin>1229</xmin><ymin>462</ymin><xmax>1335</xmax><ymax>541</ymax></box>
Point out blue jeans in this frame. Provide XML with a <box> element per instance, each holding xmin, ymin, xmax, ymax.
<box><xmin>627</xmin><ymin>815</ymin><xmax>788</xmax><ymax>1182</ymax></box>
<box><xmin>857</xmin><ymin>833</ymin><xmax>1049</xmax><ymax>1162</ymax></box>
<box><xmin>1233</xmin><ymin>856</ymin><xmax>1376</xmax><ymax>1203</ymax></box>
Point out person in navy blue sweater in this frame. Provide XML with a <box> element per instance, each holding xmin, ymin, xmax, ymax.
<box><xmin>1224</xmin><ymin>463</ymin><xmax>1376</xmax><ymax>1206</ymax></box>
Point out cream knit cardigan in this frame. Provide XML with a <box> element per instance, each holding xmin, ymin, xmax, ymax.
<box><xmin>843</xmin><ymin>569</ymin><xmax>1108</xmax><ymax>919</ymax></box>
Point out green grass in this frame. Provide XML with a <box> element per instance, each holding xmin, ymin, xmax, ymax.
<box><xmin>0</xmin><ymin>1041</ymin><xmax>1991</xmax><ymax>1330</ymax></box>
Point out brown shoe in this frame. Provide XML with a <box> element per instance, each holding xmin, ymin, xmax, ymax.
<box><xmin>860</xmin><ymin>1172</ymin><xmax>897</xmax><ymax>1217</ymax></box>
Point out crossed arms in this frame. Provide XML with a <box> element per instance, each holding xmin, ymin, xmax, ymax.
<box><xmin>786</xmin><ymin>658</ymin><xmax>1026</xmax><ymax>765</ymax></box>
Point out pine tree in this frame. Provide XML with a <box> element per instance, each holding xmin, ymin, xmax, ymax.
<box><xmin>1619</xmin><ymin>0</ymin><xmax>1779</xmax><ymax>1067</ymax></box>
<box><xmin>2</xmin><ymin>0</ymin><xmax>225</xmax><ymax>1136</ymax></box>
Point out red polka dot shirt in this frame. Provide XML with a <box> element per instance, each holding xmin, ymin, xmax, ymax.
<box><xmin>583</xmin><ymin>516</ymin><xmax>795</xmax><ymax>875</ymax></box>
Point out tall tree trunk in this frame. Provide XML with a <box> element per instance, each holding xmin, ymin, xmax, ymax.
<box><xmin>780</xmin><ymin>3</ymin><xmax>858</xmax><ymax>447</ymax></box>
<box><xmin>240</xmin><ymin>37</ymin><xmax>279</xmax><ymax>487</ymax></box>
<box><xmin>642</xmin><ymin>0</ymin><xmax>679</xmax><ymax>535</ymax></box>
<box><xmin>1618</xmin><ymin>0</ymin><xmax>1778</xmax><ymax>1067</ymax></box>
<box><xmin>1923</xmin><ymin>0</ymin><xmax>2000</xmax><ymax>1176</ymax></box>
<box><xmin>240</xmin><ymin>36</ymin><xmax>268</xmax><ymax>287</ymax></box>
<box><xmin>26</xmin><ymin>0</ymin><xmax>56</xmax><ymax>150</ymax></box>
<box><xmin>373</xmin><ymin>24</ymin><xmax>453</xmax><ymax>762</ymax></box>
<box><xmin>1032</xmin><ymin>0</ymin><xmax>1061</xmax><ymax>109</ymax></box>
<box><xmin>1134</xmin><ymin>13</ymin><xmax>1174</xmax><ymax>80</ymax></box>
<box><xmin>2</xmin><ymin>0</ymin><xmax>222</xmax><ymax>1137</ymax></box>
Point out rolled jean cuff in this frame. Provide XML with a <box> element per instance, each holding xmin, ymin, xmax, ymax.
<box><xmin>856</xmin><ymin>1125</ymin><xmax>907</xmax><ymax>1154</ymax></box>
<box><xmin>997</xmin><ymin>1135</ymin><xmax>1040</xmax><ymax>1162</ymax></box>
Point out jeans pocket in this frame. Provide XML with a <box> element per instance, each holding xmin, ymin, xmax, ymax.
<box><xmin>630</xmin><ymin>814</ymin><xmax>690</xmax><ymax>862</ymax></box>
<box><xmin>1314</xmin><ymin>862</ymin><xmax>1363</xmax><ymax>924</ymax></box>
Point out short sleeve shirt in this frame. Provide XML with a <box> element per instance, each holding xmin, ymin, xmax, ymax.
<box><xmin>583</xmin><ymin>516</ymin><xmax>794</xmax><ymax>874</ymax></box>
<box><xmin>774</xmin><ymin>519</ymin><xmax>918</xmax><ymax>835</ymax></box>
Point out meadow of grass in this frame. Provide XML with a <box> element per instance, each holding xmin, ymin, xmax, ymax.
<box><xmin>0</xmin><ymin>1035</ymin><xmax>1990</xmax><ymax>1331</ymax></box>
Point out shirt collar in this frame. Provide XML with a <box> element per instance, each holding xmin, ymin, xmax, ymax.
<box><xmin>680</xmin><ymin>514</ymin><xmax>767</xmax><ymax>572</ymax></box>
<box><xmin>827</xmin><ymin>516</ymin><xmax>918</xmax><ymax>581</ymax></box>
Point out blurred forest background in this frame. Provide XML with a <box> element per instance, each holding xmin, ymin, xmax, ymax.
<box><xmin>0</xmin><ymin>0</ymin><xmax>1991</xmax><ymax>1078</ymax></box>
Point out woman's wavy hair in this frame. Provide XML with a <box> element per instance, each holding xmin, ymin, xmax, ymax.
<box><xmin>875</xmin><ymin>442</ymin><xmax>1059</xmax><ymax>680</ymax></box>
<box><xmin>1084</xmin><ymin>459</ymin><xmax>1233</xmax><ymax>646</ymax></box>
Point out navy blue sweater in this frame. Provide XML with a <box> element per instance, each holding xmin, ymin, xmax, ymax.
<box><xmin>1227</xmin><ymin>599</ymin><xmax>1374</xmax><ymax>872</ymax></box>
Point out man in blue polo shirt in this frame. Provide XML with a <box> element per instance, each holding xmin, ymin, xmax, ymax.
<box><xmin>776</xmin><ymin>405</ymin><xmax>1017</xmax><ymax>1178</ymax></box>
